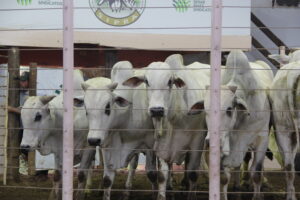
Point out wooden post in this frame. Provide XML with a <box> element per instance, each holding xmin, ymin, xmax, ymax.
<box><xmin>27</xmin><ymin>62</ymin><xmax>37</xmax><ymax>176</ymax></box>
<box><xmin>104</xmin><ymin>48</ymin><xmax>117</xmax><ymax>78</ymax></box>
<box><xmin>28</xmin><ymin>63</ymin><xmax>37</xmax><ymax>96</ymax></box>
<box><xmin>7</xmin><ymin>47</ymin><xmax>20</xmax><ymax>182</ymax></box>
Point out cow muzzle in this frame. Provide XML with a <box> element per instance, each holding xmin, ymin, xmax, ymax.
<box><xmin>150</xmin><ymin>107</ymin><xmax>165</xmax><ymax>118</ymax></box>
<box><xmin>88</xmin><ymin>138</ymin><xmax>101</xmax><ymax>146</ymax></box>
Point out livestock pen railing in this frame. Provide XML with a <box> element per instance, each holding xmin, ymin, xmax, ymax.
<box><xmin>0</xmin><ymin>1</ymin><xmax>300</xmax><ymax>200</ymax></box>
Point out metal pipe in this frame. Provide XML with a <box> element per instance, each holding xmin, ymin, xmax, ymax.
<box><xmin>209</xmin><ymin>0</ymin><xmax>222</xmax><ymax>200</ymax></box>
<box><xmin>63</xmin><ymin>0</ymin><xmax>74</xmax><ymax>200</ymax></box>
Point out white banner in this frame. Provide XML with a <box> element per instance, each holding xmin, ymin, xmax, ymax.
<box><xmin>0</xmin><ymin>0</ymin><xmax>251</xmax><ymax>50</ymax></box>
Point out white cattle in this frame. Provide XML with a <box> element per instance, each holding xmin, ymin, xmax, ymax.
<box><xmin>269</xmin><ymin>56</ymin><xmax>300</xmax><ymax>200</ymax></box>
<box><xmin>83</xmin><ymin>61</ymin><xmax>157</xmax><ymax>200</ymax></box>
<box><xmin>20</xmin><ymin>70</ymin><xmax>107</xmax><ymax>200</ymax></box>
<box><xmin>123</xmin><ymin>55</ymin><xmax>210</xmax><ymax>200</ymax></box>
<box><xmin>201</xmin><ymin>50</ymin><xmax>273</xmax><ymax>200</ymax></box>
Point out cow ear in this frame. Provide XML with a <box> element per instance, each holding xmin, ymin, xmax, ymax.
<box><xmin>81</xmin><ymin>83</ymin><xmax>90</xmax><ymax>91</ymax></box>
<box><xmin>234</xmin><ymin>98</ymin><xmax>249</xmax><ymax>115</ymax></box>
<box><xmin>123</xmin><ymin>76</ymin><xmax>145</xmax><ymax>88</ymax></box>
<box><xmin>268</xmin><ymin>54</ymin><xmax>290</xmax><ymax>65</ymax></box>
<box><xmin>40</xmin><ymin>95</ymin><xmax>56</xmax><ymax>105</ymax></box>
<box><xmin>107</xmin><ymin>82</ymin><xmax>118</xmax><ymax>92</ymax></box>
<box><xmin>188</xmin><ymin>101</ymin><xmax>204</xmax><ymax>115</ymax></box>
<box><xmin>173</xmin><ymin>77</ymin><xmax>185</xmax><ymax>88</ymax></box>
<box><xmin>114</xmin><ymin>96</ymin><xmax>131</xmax><ymax>107</ymax></box>
<box><xmin>228</xmin><ymin>85</ymin><xmax>237</xmax><ymax>94</ymax></box>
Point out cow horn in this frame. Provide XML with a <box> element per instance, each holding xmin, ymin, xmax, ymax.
<box><xmin>107</xmin><ymin>82</ymin><xmax>118</xmax><ymax>91</ymax></box>
<box><xmin>81</xmin><ymin>83</ymin><xmax>90</xmax><ymax>91</ymax></box>
<box><xmin>40</xmin><ymin>95</ymin><xmax>56</xmax><ymax>105</ymax></box>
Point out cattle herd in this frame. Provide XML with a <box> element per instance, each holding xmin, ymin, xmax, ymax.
<box><xmin>19</xmin><ymin>49</ymin><xmax>300</xmax><ymax>200</ymax></box>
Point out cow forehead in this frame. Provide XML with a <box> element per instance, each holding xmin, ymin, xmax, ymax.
<box><xmin>22</xmin><ymin>97</ymin><xmax>43</xmax><ymax>111</ymax></box>
<box><xmin>85</xmin><ymin>86</ymin><xmax>111</xmax><ymax>107</ymax></box>
<box><xmin>21</xmin><ymin>97</ymin><xmax>44</xmax><ymax>122</ymax></box>
<box><xmin>220</xmin><ymin>91</ymin><xmax>235</xmax><ymax>109</ymax></box>
<box><xmin>145</xmin><ymin>63</ymin><xmax>172</xmax><ymax>86</ymax></box>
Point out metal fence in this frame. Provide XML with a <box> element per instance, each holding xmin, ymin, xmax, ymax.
<box><xmin>0</xmin><ymin>1</ymin><xmax>300</xmax><ymax>200</ymax></box>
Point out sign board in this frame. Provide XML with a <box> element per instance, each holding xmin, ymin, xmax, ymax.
<box><xmin>0</xmin><ymin>0</ymin><xmax>251</xmax><ymax>50</ymax></box>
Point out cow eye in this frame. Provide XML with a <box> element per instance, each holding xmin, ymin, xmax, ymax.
<box><xmin>35</xmin><ymin>112</ymin><xmax>42</xmax><ymax>122</ymax></box>
<box><xmin>144</xmin><ymin>79</ymin><xmax>149</xmax><ymax>87</ymax></box>
<box><xmin>226</xmin><ymin>107</ymin><xmax>232</xmax><ymax>117</ymax></box>
<box><xmin>105</xmin><ymin>103</ymin><xmax>111</xmax><ymax>116</ymax></box>
<box><xmin>74</xmin><ymin>98</ymin><xmax>84</xmax><ymax>107</ymax></box>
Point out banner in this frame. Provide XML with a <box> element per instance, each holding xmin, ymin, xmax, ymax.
<box><xmin>0</xmin><ymin>0</ymin><xmax>251</xmax><ymax>50</ymax></box>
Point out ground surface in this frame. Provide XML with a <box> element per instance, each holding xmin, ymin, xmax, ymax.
<box><xmin>0</xmin><ymin>169</ymin><xmax>299</xmax><ymax>200</ymax></box>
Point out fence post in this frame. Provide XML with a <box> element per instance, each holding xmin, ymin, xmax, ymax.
<box><xmin>7</xmin><ymin>47</ymin><xmax>20</xmax><ymax>182</ymax></box>
<box><xmin>209</xmin><ymin>0</ymin><xmax>222</xmax><ymax>200</ymax></box>
<box><xmin>104</xmin><ymin>48</ymin><xmax>117</xmax><ymax>78</ymax></box>
<box><xmin>63</xmin><ymin>0</ymin><xmax>74</xmax><ymax>200</ymax></box>
<box><xmin>28</xmin><ymin>62</ymin><xmax>37</xmax><ymax>176</ymax></box>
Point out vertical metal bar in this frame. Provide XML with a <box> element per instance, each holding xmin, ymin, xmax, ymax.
<box><xmin>209</xmin><ymin>0</ymin><xmax>222</xmax><ymax>200</ymax></box>
<box><xmin>63</xmin><ymin>0</ymin><xmax>74</xmax><ymax>200</ymax></box>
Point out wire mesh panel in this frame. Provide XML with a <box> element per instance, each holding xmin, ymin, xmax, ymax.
<box><xmin>0</xmin><ymin>0</ymin><xmax>299</xmax><ymax>200</ymax></box>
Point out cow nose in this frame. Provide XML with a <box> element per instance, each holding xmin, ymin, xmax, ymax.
<box><xmin>20</xmin><ymin>145</ymin><xmax>30</xmax><ymax>155</ymax></box>
<box><xmin>88</xmin><ymin>138</ymin><xmax>101</xmax><ymax>146</ymax></box>
<box><xmin>150</xmin><ymin>107</ymin><xmax>165</xmax><ymax>117</ymax></box>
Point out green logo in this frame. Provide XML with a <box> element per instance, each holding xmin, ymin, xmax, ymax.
<box><xmin>173</xmin><ymin>0</ymin><xmax>191</xmax><ymax>12</ymax></box>
<box><xmin>17</xmin><ymin>0</ymin><xmax>32</xmax><ymax>5</ymax></box>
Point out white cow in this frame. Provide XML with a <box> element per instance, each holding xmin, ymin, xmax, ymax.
<box><xmin>20</xmin><ymin>70</ymin><xmax>107</xmax><ymax>200</ymax></box>
<box><xmin>200</xmin><ymin>50</ymin><xmax>273</xmax><ymax>200</ymax></box>
<box><xmin>123</xmin><ymin>55</ymin><xmax>210</xmax><ymax>200</ymax></box>
<box><xmin>269</xmin><ymin>52</ymin><xmax>300</xmax><ymax>200</ymax></box>
<box><xmin>83</xmin><ymin>61</ymin><xmax>157</xmax><ymax>200</ymax></box>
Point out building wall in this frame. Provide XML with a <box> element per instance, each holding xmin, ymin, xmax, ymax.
<box><xmin>0</xmin><ymin>47</ymin><xmax>210</xmax><ymax>69</ymax></box>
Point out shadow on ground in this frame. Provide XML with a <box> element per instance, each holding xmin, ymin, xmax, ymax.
<box><xmin>0</xmin><ymin>170</ymin><xmax>299</xmax><ymax>200</ymax></box>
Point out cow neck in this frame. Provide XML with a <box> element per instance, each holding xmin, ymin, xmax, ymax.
<box><xmin>131</xmin><ymin>84</ymin><xmax>146</xmax><ymax>123</ymax></box>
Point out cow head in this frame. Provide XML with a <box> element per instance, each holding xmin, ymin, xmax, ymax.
<box><xmin>123</xmin><ymin>62</ymin><xmax>185</xmax><ymax>119</ymax></box>
<box><xmin>83</xmin><ymin>82</ymin><xmax>131</xmax><ymax>147</ymax></box>
<box><xmin>20</xmin><ymin>96</ymin><xmax>55</xmax><ymax>153</ymax></box>
<box><xmin>202</xmin><ymin>85</ymin><xmax>249</xmax><ymax>158</ymax></box>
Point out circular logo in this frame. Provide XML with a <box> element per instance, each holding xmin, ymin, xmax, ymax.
<box><xmin>90</xmin><ymin>0</ymin><xmax>146</xmax><ymax>26</ymax></box>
